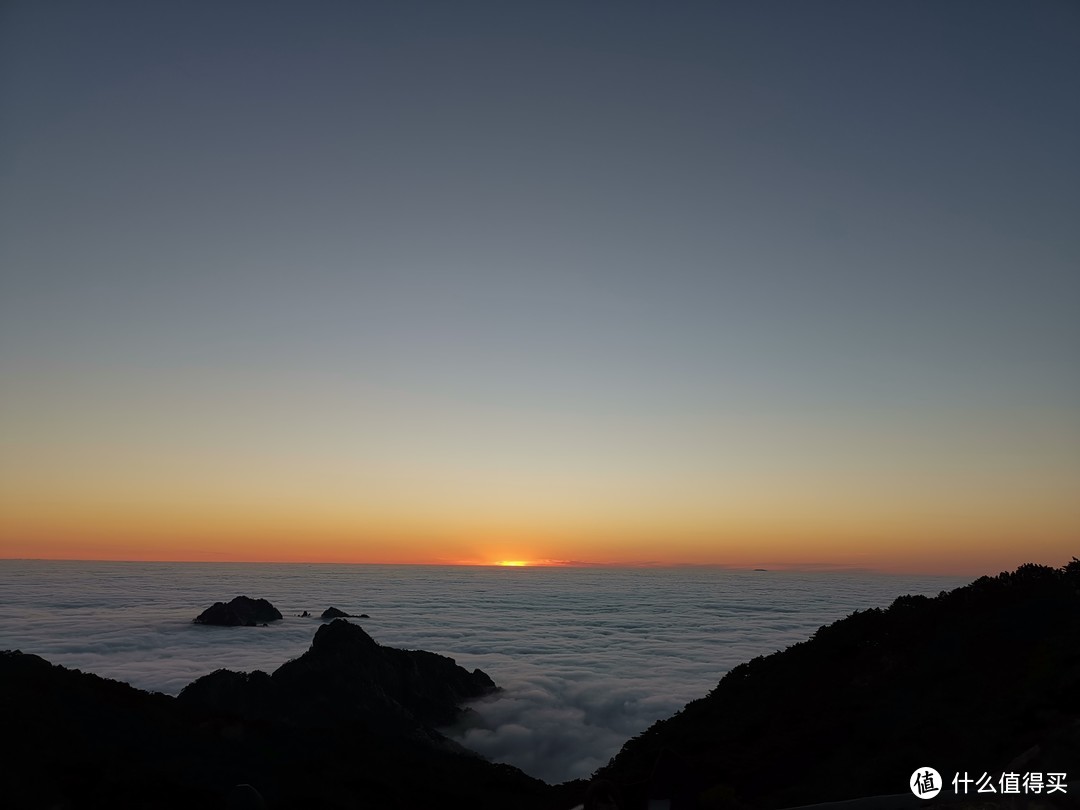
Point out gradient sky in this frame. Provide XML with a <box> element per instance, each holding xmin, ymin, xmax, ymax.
<box><xmin>2</xmin><ymin>1</ymin><xmax>1077</xmax><ymax>573</ymax></box>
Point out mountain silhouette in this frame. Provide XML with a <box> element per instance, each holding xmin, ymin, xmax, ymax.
<box><xmin>595</xmin><ymin>560</ymin><xmax>1080</xmax><ymax>809</ymax></box>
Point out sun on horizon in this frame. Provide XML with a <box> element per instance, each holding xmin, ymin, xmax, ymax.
<box><xmin>1</xmin><ymin>0</ymin><xmax>1077</xmax><ymax>584</ymax></box>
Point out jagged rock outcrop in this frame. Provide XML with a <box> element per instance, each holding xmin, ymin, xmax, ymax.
<box><xmin>193</xmin><ymin>595</ymin><xmax>282</xmax><ymax>626</ymax></box>
<box><xmin>596</xmin><ymin>560</ymin><xmax>1080</xmax><ymax>809</ymax></box>
<box><xmin>0</xmin><ymin>624</ymin><xmax>560</xmax><ymax>809</ymax></box>
<box><xmin>180</xmin><ymin>619</ymin><xmax>497</xmax><ymax>731</ymax></box>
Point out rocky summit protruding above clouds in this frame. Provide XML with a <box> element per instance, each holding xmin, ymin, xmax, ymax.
<box><xmin>180</xmin><ymin>618</ymin><xmax>497</xmax><ymax>732</ymax></box>
<box><xmin>192</xmin><ymin>595</ymin><xmax>283</xmax><ymax>626</ymax></box>
<box><xmin>0</xmin><ymin>619</ymin><xmax>567</xmax><ymax>809</ymax></box>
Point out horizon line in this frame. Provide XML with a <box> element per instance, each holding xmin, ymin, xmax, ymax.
<box><xmin>0</xmin><ymin>555</ymin><xmax>987</xmax><ymax>576</ymax></box>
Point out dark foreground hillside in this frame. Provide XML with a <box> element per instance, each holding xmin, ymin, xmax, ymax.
<box><xmin>0</xmin><ymin>619</ymin><xmax>577</xmax><ymax>809</ymax></box>
<box><xmin>596</xmin><ymin>560</ymin><xmax>1080</xmax><ymax>809</ymax></box>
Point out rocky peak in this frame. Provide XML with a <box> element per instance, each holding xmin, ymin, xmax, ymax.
<box><xmin>192</xmin><ymin>596</ymin><xmax>282</xmax><ymax>627</ymax></box>
<box><xmin>309</xmin><ymin>618</ymin><xmax>380</xmax><ymax>656</ymax></box>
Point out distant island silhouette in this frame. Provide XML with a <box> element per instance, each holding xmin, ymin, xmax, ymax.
<box><xmin>193</xmin><ymin>595</ymin><xmax>283</xmax><ymax>627</ymax></box>
<box><xmin>2</xmin><ymin>560</ymin><xmax>1076</xmax><ymax>808</ymax></box>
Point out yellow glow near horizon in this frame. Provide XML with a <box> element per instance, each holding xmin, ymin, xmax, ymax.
<box><xmin>1</xmin><ymin>486</ymin><xmax>1078</xmax><ymax>574</ymax></box>
<box><xmin>2</xmin><ymin>395</ymin><xmax>1077</xmax><ymax>575</ymax></box>
<box><xmin>2</xmin><ymin>0</ymin><xmax>1078</xmax><ymax>583</ymax></box>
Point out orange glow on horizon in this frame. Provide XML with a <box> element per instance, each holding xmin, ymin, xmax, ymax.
<box><xmin>1</xmin><ymin>520</ymin><xmax>1076</xmax><ymax>576</ymax></box>
<box><xmin>2</xmin><ymin>484</ymin><xmax>1077</xmax><ymax>576</ymax></box>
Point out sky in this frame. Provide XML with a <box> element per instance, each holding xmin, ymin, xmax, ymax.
<box><xmin>1</xmin><ymin>1</ymin><xmax>1077</xmax><ymax>573</ymax></box>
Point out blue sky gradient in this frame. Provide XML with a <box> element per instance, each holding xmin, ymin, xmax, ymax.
<box><xmin>2</xmin><ymin>1</ymin><xmax>1077</xmax><ymax>569</ymax></box>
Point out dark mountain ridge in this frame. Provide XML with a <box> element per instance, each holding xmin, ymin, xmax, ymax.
<box><xmin>180</xmin><ymin>618</ymin><xmax>497</xmax><ymax>732</ymax></box>
<box><xmin>0</xmin><ymin>619</ymin><xmax>564</xmax><ymax>809</ymax></box>
<box><xmin>595</xmin><ymin>560</ymin><xmax>1080</xmax><ymax>809</ymax></box>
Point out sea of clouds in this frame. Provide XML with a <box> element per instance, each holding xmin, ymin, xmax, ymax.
<box><xmin>0</xmin><ymin>561</ymin><xmax>965</xmax><ymax>783</ymax></box>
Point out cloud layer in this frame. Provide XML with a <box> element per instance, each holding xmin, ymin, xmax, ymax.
<box><xmin>0</xmin><ymin>561</ymin><xmax>965</xmax><ymax>782</ymax></box>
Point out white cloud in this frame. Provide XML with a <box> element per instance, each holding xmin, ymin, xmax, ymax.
<box><xmin>0</xmin><ymin>561</ymin><xmax>966</xmax><ymax>782</ymax></box>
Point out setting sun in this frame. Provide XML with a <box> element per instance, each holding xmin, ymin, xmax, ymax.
<box><xmin>1</xmin><ymin>0</ymin><xmax>1077</xmax><ymax>581</ymax></box>
<box><xmin>1</xmin><ymin>2</ymin><xmax>1078</xmax><ymax>807</ymax></box>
